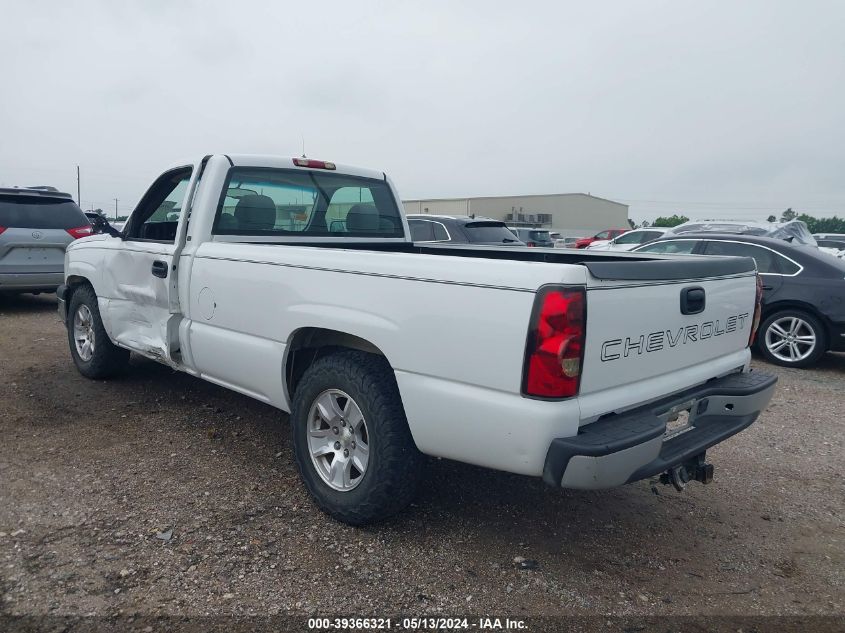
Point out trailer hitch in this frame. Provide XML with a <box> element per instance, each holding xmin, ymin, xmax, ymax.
<box><xmin>659</xmin><ymin>453</ymin><xmax>714</xmax><ymax>491</ymax></box>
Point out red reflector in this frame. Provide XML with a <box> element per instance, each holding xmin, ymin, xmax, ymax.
<box><xmin>66</xmin><ymin>225</ymin><xmax>94</xmax><ymax>239</ymax></box>
<box><xmin>292</xmin><ymin>158</ymin><xmax>336</xmax><ymax>170</ymax></box>
<box><xmin>522</xmin><ymin>286</ymin><xmax>586</xmax><ymax>398</ymax></box>
<box><xmin>749</xmin><ymin>274</ymin><xmax>763</xmax><ymax>347</ymax></box>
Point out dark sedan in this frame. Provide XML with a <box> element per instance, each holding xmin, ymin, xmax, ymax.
<box><xmin>407</xmin><ymin>215</ymin><xmax>524</xmax><ymax>246</ymax></box>
<box><xmin>634</xmin><ymin>233</ymin><xmax>845</xmax><ymax>368</ymax></box>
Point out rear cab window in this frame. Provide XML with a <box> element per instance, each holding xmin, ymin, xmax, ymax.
<box><xmin>213</xmin><ymin>168</ymin><xmax>403</xmax><ymax>239</ymax></box>
<box><xmin>0</xmin><ymin>195</ymin><xmax>89</xmax><ymax>229</ymax></box>
<box><xmin>462</xmin><ymin>221</ymin><xmax>519</xmax><ymax>243</ymax></box>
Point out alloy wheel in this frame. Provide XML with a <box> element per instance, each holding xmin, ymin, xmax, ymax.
<box><xmin>73</xmin><ymin>305</ymin><xmax>96</xmax><ymax>362</ymax></box>
<box><xmin>307</xmin><ymin>389</ymin><xmax>370</xmax><ymax>491</ymax></box>
<box><xmin>764</xmin><ymin>316</ymin><xmax>816</xmax><ymax>363</ymax></box>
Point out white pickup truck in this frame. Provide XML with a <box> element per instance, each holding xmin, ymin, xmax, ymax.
<box><xmin>58</xmin><ymin>154</ymin><xmax>777</xmax><ymax>525</ymax></box>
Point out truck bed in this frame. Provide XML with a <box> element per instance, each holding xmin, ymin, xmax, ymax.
<box><xmin>215</xmin><ymin>240</ymin><xmax>756</xmax><ymax>280</ymax></box>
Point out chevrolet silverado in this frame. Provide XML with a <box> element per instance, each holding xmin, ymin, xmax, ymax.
<box><xmin>58</xmin><ymin>154</ymin><xmax>777</xmax><ymax>524</ymax></box>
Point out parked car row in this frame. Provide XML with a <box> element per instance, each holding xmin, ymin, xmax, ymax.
<box><xmin>3</xmin><ymin>180</ymin><xmax>843</xmax><ymax>370</ymax></box>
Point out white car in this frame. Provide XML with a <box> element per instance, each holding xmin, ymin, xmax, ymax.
<box><xmin>587</xmin><ymin>227</ymin><xmax>669</xmax><ymax>251</ymax></box>
<box><xmin>57</xmin><ymin>154</ymin><xmax>777</xmax><ymax>524</ymax></box>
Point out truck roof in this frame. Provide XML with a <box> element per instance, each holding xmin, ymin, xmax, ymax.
<box><xmin>225</xmin><ymin>154</ymin><xmax>386</xmax><ymax>181</ymax></box>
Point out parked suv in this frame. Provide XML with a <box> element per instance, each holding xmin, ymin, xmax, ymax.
<box><xmin>634</xmin><ymin>233</ymin><xmax>845</xmax><ymax>367</ymax></box>
<box><xmin>0</xmin><ymin>188</ymin><xmax>91</xmax><ymax>294</ymax></box>
<box><xmin>407</xmin><ymin>215</ymin><xmax>523</xmax><ymax>245</ymax></box>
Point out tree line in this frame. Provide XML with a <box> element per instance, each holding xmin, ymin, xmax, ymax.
<box><xmin>636</xmin><ymin>209</ymin><xmax>845</xmax><ymax>233</ymax></box>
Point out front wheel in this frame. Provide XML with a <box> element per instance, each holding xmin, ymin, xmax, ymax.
<box><xmin>757</xmin><ymin>309</ymin><xmax>827</xmax><ymax>368</ymax></box>
<box><xmin>290</xmin><ymin>350</ymin><xmax>423</xmax><ymax>525</ymax></box>
<box><xmin>67</xmin><ymin>284</ymin><xmax>130</xmax><ymax>379</ymax></box>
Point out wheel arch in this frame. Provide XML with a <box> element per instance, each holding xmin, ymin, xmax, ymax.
<box><xmin>63</xmin><ymin>275</ymin><xmax>94</xmax><ymax>320</ymax></box>
<box><xmin>283</xmin><ymin>327</ymin><xmax>392</xmax><ymax>404</ymax></box>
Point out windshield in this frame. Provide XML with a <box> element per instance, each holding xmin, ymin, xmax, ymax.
<box><xmin>0</xmin><ymin>196</ymin><xmax>88</xmax><ymax>229</ymax></box>
<box><xmin>463</xmin><ymin>222</ymin><xmax>520</xmax><ymax>243</ymax></box>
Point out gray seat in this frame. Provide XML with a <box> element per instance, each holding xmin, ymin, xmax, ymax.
<box><xmin>217</xmin><ymin>213</ymin><xmax>238</xmax><ymax>231</ymax></box>
<box><xmin>234</xmin><ymin>195</ymin><xmax>276</xmax><ymax>231</ymax></box>
<box><xmin>345</xmin><ymin>204</ymin><xmax>380</xmax><ymax>233</ymax></box>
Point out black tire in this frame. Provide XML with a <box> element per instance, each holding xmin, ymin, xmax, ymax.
<box><xmin>290</xmin><ymin>350</ymin><xmax>423</xmax><ymax>525</ymax></box>
<box><xmin>756</xmin><ymin>309</ymin><xmax>827</xmax><ymax>368</ymax></box>
<box><xmin>67</xmin><ymin>284</ymin><xmax>130</xmax><ymax>379</ymax></box>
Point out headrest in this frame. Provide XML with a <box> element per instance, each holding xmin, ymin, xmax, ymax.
<box><xmin>345</xmin><ymin>204</ymin><xmax>379</xmax><ymax>232</ymax></box>
<box><xmin>234</xmin><ymin>195</ymin><xmax>276</xmax><ymax>231</ymax></box>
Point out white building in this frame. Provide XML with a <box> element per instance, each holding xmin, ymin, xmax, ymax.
<box><xmin>403</xmin><ymin>193</ymin><xmax>629</xmax><ymax>237</ymax></box>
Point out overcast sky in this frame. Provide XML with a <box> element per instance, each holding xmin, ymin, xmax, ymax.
<box><xmin>2</xmin><ymin>1</ymin><xmax>844</xmax><ymax>222</ymax></box>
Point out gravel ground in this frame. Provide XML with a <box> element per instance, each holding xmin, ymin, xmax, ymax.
<box><xmin>1</xmin><ymin>293</ymin><xmax>843</xmax><ymax>625</ymax></box>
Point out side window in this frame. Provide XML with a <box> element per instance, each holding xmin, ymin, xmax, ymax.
<box><xmin>126</xmin><ymin>168</ymin><xmax>193</xmax><ymax>242</ymax></box>
<box><xmin>703</xmin><ymin>241</ymin><xmax>779</xmax><ymax>273</ymax></box>
<box><xmin>432</xmin><ymin>222</ymin><xmax>449</xmax><ymax>241</ymax></box>
<box><xmin>637</xmin><ymin>240</ymin><xmax>698</xmax><ymax>254</ymax></box>
<box><xmin>777</xmin><ymin>256</ymin><xmax>801</xmax><ymax>275</ymax></box>
<box><xmin>595</xmin><ymin>231</ymin><xmax>610</xmax><ymax>240</ymax></box>
<box><xmin>409</xmin><ymin>219</ymin><xmax>434</xmax><ymax>242</ymax></box>
<box><xmin>613</xmin><ymin>231</ymin><xmax>643</xmax><ymax>245</ymax></box>
<box><xmin>213</xmin><ymin>168</ymin><xmax>403</xmax><ymax>238</ymax></box>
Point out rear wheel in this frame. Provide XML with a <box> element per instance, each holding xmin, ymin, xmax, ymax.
<box><xmin>291</xmin><ymin>350</ymin><xmax>423</xmax><ymax>525</ymax></box>
<box><xmin>757</xmin><ymin>309</ymin><xmax>827</xmax><ymax>368</ymax></box>
<box><xmin>67</xmin><ymin>284</ymin><xmax>130</xmax><ymax>379</ymax></box>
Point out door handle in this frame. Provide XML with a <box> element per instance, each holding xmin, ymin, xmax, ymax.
<box><xmin>151</xmin><ymin>260</ymin><xmax>168</xmax><ymax>278</ymax></box>
<box><xmin>680</xmin><ymin>286</ymin><xmax>706</xmax><ymax>315</ymax></box>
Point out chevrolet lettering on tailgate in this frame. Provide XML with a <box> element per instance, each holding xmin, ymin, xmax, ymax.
<box><xmin>600</xmin><ymin>312</ymin><xmax>750</xmax><ymax>362</ymax></box>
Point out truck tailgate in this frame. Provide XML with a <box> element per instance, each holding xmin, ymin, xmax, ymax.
<box><xmin>579</xmin><ymin>256</ymin><xmax>757</xmax><ymax>396</ymax></box>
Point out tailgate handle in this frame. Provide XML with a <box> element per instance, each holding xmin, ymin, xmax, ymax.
<box><xmin>680</xmin><ymin>286</ymin><xmax>705</xmax><ymax>315</ymax></box>
<box><xmin>151</xmin><ymin>260</ymin><xmax>168</xmax><ymax>279</ymax></box>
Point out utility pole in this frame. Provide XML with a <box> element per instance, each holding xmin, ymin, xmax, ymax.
<box><xmin>76</xmin><ymin>165</ymin><xmax>81</xmax><ymax>205</ymax></box>
<box><xmin>114</xmin><ymin>198</ymin><xmax>119</xmax><ymax>221</ymax></box>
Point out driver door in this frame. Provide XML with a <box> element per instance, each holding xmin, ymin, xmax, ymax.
<box><xmin>100</xmin><ymin>165</ymin><xmax>196</xmax><ymax>362</ymax></box>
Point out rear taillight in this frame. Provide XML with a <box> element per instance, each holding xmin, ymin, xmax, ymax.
<box><xmin>293</xmin><ymin>158</ymin><xmax>336</xmax><ymax>170</ymax></box>
<box><xmin>0</xmin><ymin>226</ymin><xmax>6</xmax><ymax>236</ymax></box>
<box><xmin>749</xmin><ymin>274</ymin><xmax>763</xmax><ymax>346</ymax></box>
<box><xmin>526</xmin><ymin>241</ymin><xmax>536</xmax><ymax>247</ymax></box>
<box><xmin>522</xmin><ymin>286</ymin><xmax>586</xmax><ymax>399</ymax></box>
<box><xmin>66</xmin><ymin>225</ymin><xmax>93</xmax><ymax>239</ymax></box>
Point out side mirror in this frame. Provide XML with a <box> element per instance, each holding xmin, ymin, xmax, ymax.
<box><xmin>91</xmin><ymin>215</ymin><xmax>123</xmax><ymax>239</ymax></box>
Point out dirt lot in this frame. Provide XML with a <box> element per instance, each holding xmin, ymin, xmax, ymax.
<box><xmin>1</xmin><ymin>293</ymin><xmax>843</xmax><ymax>625</ymax></box>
